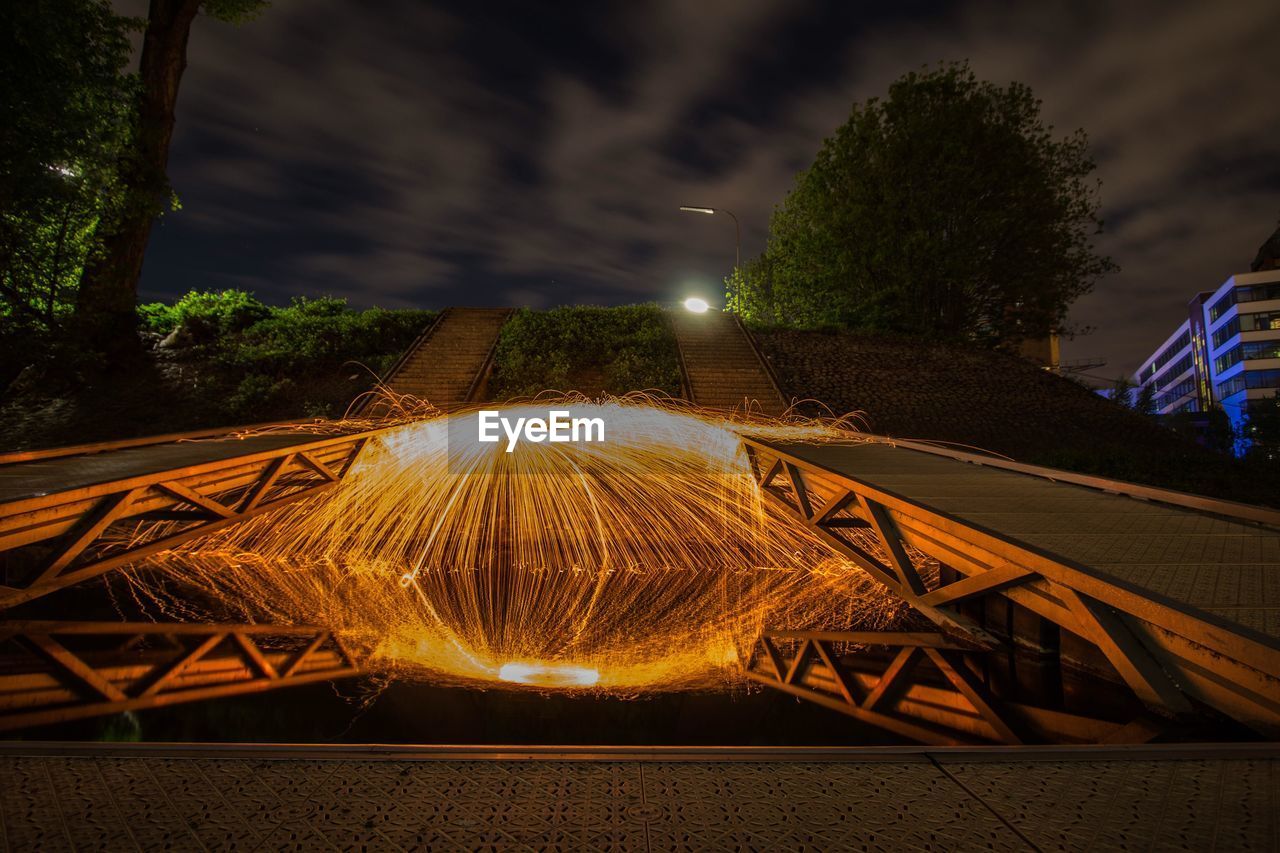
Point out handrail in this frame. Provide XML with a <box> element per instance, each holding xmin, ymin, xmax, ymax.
<box><xmin>382</xmin><ymin>306</ymin><xmax>450</xmax><ymax>385</ymax></box>
<box><xmin>0</xmin><ymin>420</ymin><xmax>297</xmax><ymax>467</ymax></box>
<box><xmin>865</xmin><ymin>434</ymin><xmax>1280</xmax><ymax>529</ymax></box>
<box><xmin>354</xmin><ymin>307</ymin><xmax>451</xmax><ymax>416</ymax></box>
<box><xmin>665</xmin><ymin>310</ymin><xmax>694</xmax><ymax>402</ymax></box>
<box><xmin>732</xmin><ymin>313</ymin><xmax>788</xmax><ymax>410</ymax></box>
<box><xmin>463</xmin><ymin>309</ymin><xmax>514</xmax><ymax>404</ymax></box>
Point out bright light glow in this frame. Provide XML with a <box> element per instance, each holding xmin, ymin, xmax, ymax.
<box><xmin>679</xmin><ymin>206</ymin><xmax>715</xmax><ymax>215</ymax></box>
<box><xmin>134</xmin><ymin>396</ymin><xmax>907</xmax><ymax>693</ymax></box>
<box><xmin>683</xmin><ymin>297</ymin><xmax>710</xmax><ymax>313</ymax></box>
<box><xmin>499</xmin><ymin>662</ymin><xmax>600</xmax><ymax>688</ymax></box>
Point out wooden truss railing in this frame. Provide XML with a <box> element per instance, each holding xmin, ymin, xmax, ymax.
<box><xmin>743</xmin><ymin>630</ymin><xmax>1159</xmax><ymax>746</ymax></box>
<box><xmin>741</xmin><ymin>438</ymin><xmax>1280</xmax><ymax>737</ymax></box>
<box><xmin>0</xmin><ymin>431</ymin><xmax>376</xmax><ymax>608</ymax></box>
<box><xmin>0</xmin><ymin>621</ymin><xmax>361</xmax><ymax>732</ymax></box>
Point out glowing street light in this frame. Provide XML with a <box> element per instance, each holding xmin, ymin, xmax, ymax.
<box><xmin>679</xmin><ymin>205</ymin><xmax>741</xmax><ymax>270</ymax></box>
<box><xmin>683</xmin><ymin>297</ymin><xmax>710</xmax><ymax>313</ymax></box>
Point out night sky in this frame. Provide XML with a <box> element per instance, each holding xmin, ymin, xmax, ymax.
<box><xmin>116</xmin><ymin>0</ymin><xmax>1280</xmax><ymax>378</ymax></box>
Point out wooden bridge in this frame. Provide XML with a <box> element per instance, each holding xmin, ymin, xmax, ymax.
<box><xmin>0</xmin><ymin>307</ymin><xmax>1277</xmax><ymax>746</ymax></box>
<box><xmin>1</xmin><ymin>419</ymin><xmax>1277</xmax><ymax>742</ymax></box>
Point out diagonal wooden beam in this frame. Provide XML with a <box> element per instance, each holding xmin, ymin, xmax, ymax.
<box><xmin>27</xmin><ymin>634</ymin><xmax>127</xmax><ymax>702</ymax></box>
<box><xmin>923</xmin><ymin>648</ymin><xmax>1023</xmax><ymax>744</ymax></box>
<box><xmin>155</xmin><ymin>481</ymin><xmax>236</xmax><ymax>519</ymax></box>
<box><xmin>758</xmin><ymin>636</ymin><xmax>787</xmax><ymax>681</ymax></box>
<box><xmin>918</xmin><ymin>563</ymin><xmax>1035</xmax><ymax>607</ymax></box>
<box><xmin>295</xmin><ymin>451</ymin><xmax>339</xmax><ymax>482</ymax></box>
<box><xmin>755</xmin><ymin>484</ymin><xmax>997</xmax><ymax>649</ymax></box>
<box><xmin>1058</xmin><ymin>587</ymin><xmax>1193</xmax><ymax>715</ymax></box>
<box><xmin>35</xmin><ymin>488</ymin><xmax>143</xmax><ymax>584</ymax></box>
<box><xmin>784</xmin><ymin>639</ymin><xmax>812</xmax><ymax>684</ymax></box>
<box><xmin>335</xmin><ymin>437</ymin><xmax>369</xmax><ymax>478</ymax></box>
<box><xmin>757</xmin><ymin>456</ymin><xmax>783</xmax><ymax>490</ymax></box>
<box><xmin>232</xmin><ymin>632</ymin><xmax>279</xmax><ymax>680</ymax></box>
<box><xmin>785</xmin><ymin>463</ymin><xmax>815</xmax><ymax>520</ymax></box>
<box><xmin>814</xmin><ymin>488</ymin><xmax>857</xmax><ymax>526</ymax></box>
<box><xmin>857</xmin><ymin>495</ymin><xmax>927</xmax><ymax>596</ymax></box>
<box><xmin>811</xmin><ymin>640</ymin><xmax>861</xmax><ymax>707</ymax></box>
<box><xmin>861</xmin><ymin>646</ymin><xmax>921</xmax><ymax>712</ymax></box>
<box><xmin>139</xmin><ymin>632</ymin><xmax>228</xmax><ymax>698</ymax></box>
<box><xmin>280</xmin><ymin>631</ymin><xmax>331</xmax><ymax>678</ymax></box>
<box><xmin>238</xmin><ymin>455</ymin><xmax>291</xmax><ymax>513</ymax></box>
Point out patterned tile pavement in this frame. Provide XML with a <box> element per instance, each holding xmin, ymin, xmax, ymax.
<box><xmin>0</xmin><ymin>744</ymin><xmax>1275</xmax><ymax>851</ymax></box>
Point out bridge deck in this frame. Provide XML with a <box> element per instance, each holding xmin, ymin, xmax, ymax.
<box><xmin>0</xmin><ymin>743</ymin><xmax>1274</xmax><ymax>850</ymax></box>
<box><xmin>0</xmin><ymin>433</ymin><xmax>331</xmax><ymax>505</ymax></box>
<box><xmin>766</xmin><ymin>440</ymin><xmax>1280</xmax><ymax>642</ymax></box>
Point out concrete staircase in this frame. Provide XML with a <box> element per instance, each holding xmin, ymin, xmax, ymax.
<box><xmin>669</xmin><ymin>311</ymin><xmax>788</xmax><ymax>415</ymax></box>
<box><xmin>375</xmin><ymin>307</ymin><xmax>511</xmax><ymax>412</ymax></box>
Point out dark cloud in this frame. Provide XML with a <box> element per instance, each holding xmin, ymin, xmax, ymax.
<box><xmin>120</xmin><ymin>0</ymin><xmax>1280</xmax><ymax>376</ymax></box>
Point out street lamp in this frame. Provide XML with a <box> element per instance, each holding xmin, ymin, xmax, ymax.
<box><xmin>679</xmin><ymin>205</ymin><xmax>741</xmax><ymax>270</ymax></box>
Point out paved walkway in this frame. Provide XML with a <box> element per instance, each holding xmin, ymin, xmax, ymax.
<box><xmin>376</xmin><ymin>306</ymin><xmax>510</xmax><ymax>411</ymax></box>
<box><xmin>0</xmin><ymin>743</ymin><xmax>1275</xmax><ymax>850</ymax></box>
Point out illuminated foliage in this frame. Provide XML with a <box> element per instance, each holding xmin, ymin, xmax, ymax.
<box><xmin>0</xmin><ymin>0</ymin><xmax>136</xmax><ymax>375</ymax></box>
<box><xmin>490</xmin><ymin>305</ymin><xmax>682</xmax><ymax>398</ymax></box>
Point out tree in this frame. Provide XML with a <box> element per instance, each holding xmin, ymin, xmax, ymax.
<box><xmin>731</xmin><ymin>62</ymin><xmax>1116</xmax><ymax>342</ymax></box>
<box><xmin>1109</xmin><ymin>376</ymin><xmax>1133</xmax><ymax>410</ymax></box>
<box><xmin>0</xmin><ymin>0</ymin><xmax>135</xmax><ymax>381</ymax></box>
<box><xmin>74</xmin><ymin>0</ymin><xmax>268</xmax><ymax>360</ymax></box>
<box><xmin>1244</xmin><ymin>393</ymin><xmax>1280</xmax><ymax>461</ymax></box>
<box><xmin>1133</xmin><ymin>382</ymin><xmax>1157</xmax><ymax>416</ymax></box>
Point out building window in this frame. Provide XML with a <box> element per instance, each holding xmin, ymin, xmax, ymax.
<box><xmin>1211</xmin><ymin>317</ymin><xmax>1240</xmax><ymax>349</ymax></box>
<box><xmin>1243</xmin><ymin>340</ymin><xmax>1280</xmax><ymax>361</ymax></box>
<box><xmin>1221</xmin><ymin>369</ymin><xmax>1280</xmax><ymax>397</ymax></box>
<box><xmin>1209</xmin><ymin>289</ymin><xmax>1237</xmax><ymax>322</ymax></box>
<box><xmin>1238</xmin><ymin>283</ymin><xmax>1280</xmax><ymax>304</ymax></box>
<box><xmin>1217</xmin><ymin>376</ymin><xmax>1245</xmax><ymax>398</ymax></box>
<box><xmin>1246</xmin><ymin>369</ymin><xmax>1280</xmax><ymax>390</ymax></box>
<box><xmin>1155</xmin><ymin>378</ymin><xmax>1195</xmax><ymax>410</ymax></box>
<box><xmin>1241</xmin><ymin>310</ymin><xmax>1280</xmax><ymax>332</ymax></box>
<box><xmin>1142</xmin><ymin>329</ymin><xmax>1191</xmax><ymax>382</ymax></box>
<box><xmin>1213</xmin><ymin>346</ymin><xmax>1241</xmax><ymax>374</ymax></box>
<box><xmin>1153</xmin><ymin>353</ymin><xmax>1194</xmax><ymax>390</ymax></box>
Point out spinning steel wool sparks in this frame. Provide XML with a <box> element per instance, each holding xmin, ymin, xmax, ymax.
<box><xmin>132</xmin><ymin>398</ymin><xmax>907</xmax><ymax>692</ymax></box>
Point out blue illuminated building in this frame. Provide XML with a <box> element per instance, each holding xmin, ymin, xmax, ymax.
<box><xmin>1134</xmin><ymin>265</ymin><xmax>1280</xmax><ymax>446</ymax></box>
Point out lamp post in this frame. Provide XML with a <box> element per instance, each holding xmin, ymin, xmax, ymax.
<box><xmin>679</xmin><ymin>205</ymin><xmax>741</xmax><ymax>271</ymax></box>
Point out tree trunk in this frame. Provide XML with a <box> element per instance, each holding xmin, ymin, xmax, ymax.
<box><xmin>75</xmin><ymin>0</ymin><xmax>202</xmax><ymax>362</ymax></box>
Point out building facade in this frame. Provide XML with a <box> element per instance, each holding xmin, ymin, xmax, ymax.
<box><xmin>1134</xmin><ymin>268</ymin><xmax>1280</xmax><ymax>435</ymax></box>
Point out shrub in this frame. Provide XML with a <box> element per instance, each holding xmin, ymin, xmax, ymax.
<box><xmin>227</xmin><ymin>373</ymin><xmax>292</xmax><ymax>418</ymax></box>
<box><xmin>225</xmin><ymin>299</ymin><xmax>434</xmax><ymax>376</ymax></box>
<box><xmin>138</xmin><ymin>289</ymin><xmax>270</xmax><ymax>340</ymax></box>
<box><xmin>133</xmin><ymin>290</ymin><xmax>436</xmax><ymax>423</ymax></box>
<box><xmin>490</xmin><ymin>304</ymin><xmax>681</xmax><ymax>398</ymax></box>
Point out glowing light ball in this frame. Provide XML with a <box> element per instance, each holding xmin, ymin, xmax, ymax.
<box><xmin>499</xmin><ymin>662</ymin><xmax>601</xmax><ymax>688</ymax></box>
<box><xmin>683</xmin><ymin>297</ymin><xmax>710</xmax><ymax>313</ymax></box>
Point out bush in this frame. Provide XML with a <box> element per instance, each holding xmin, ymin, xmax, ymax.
<box><xmin>132</xmin><ymin>290</ymin><xmax>435</xmax><ymax>422</ymax></box>
<box><xmin>489</xmin><ymin>304</ymin><xmax>681</xmax><ymax>398</ymax></box>
<box><xmin>227</xmin><ymin>373</ymin><xmax>293</xmax><ymax>418</ymax></box>
<box><xmin>138</xmin><ymin>289</ymin><xmax>270</xmax><ymax>340</ymax></box>
<box><xmin>224</xmin><ymin>298</ymin><xmax>434</xmax><ymax>376</ymax></box>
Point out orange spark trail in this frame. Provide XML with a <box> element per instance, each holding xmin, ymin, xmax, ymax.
<box><xmin>134</xmin><ymin>398</ymin><xmax>908</xmax><ymax>692</ymax></box>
